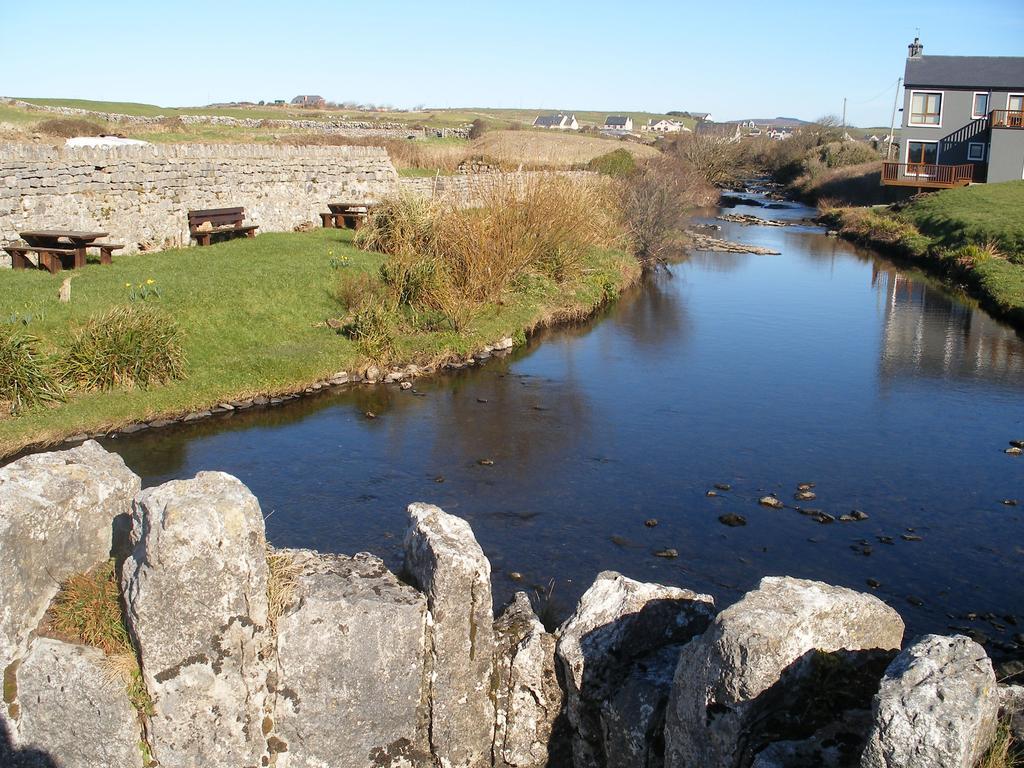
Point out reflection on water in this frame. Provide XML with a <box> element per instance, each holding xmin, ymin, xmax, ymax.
<box><xmin>875</xmin><ymin>264</ymin><xmax>1024</xmax><ymax>388</ymax></box>
<box><xmin>104</xmin><ymin>196</ymin><xmax>1024</xmax><ymax>665</ymax></box>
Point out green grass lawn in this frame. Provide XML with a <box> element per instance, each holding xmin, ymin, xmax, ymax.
<box><xmin>899</xmin><ymin>180</ymin><xmax>1024</xmax><ymax>254</ymax></box>
<box><xmin>0</xmin><ymin>230</ymin><xmax>637</xmax><ymax>458</ymax></box>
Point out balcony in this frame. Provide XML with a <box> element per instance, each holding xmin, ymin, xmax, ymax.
<box><xmin>881</xmin><ymin>162</ymin><xmax>975</xmax><ymax>189</ymax></box>
<box><xmin>990</xmin><ymin>109</ymin><xmax>1024</xmax><ymax>128</ymax></box>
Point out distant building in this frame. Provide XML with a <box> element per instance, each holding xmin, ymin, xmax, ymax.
<box><xmin>290</xmin><ymin>95</ymin><xmax>326</xmax><ymax>108</ymax></box>
<box><xmin>694</xmin><ymin>122</ymin><xmax>742</xmax><ymax>142</ymax></box>
<box><xmin>642</xmin><ymin>118</ymin><xmax>688</xmax><ymax>133</ymax></box>
<box><xmin>883</xmin><ymin>37</ymin><xmax>1024</xmax><ymax>188</ymax></box>
<box><xmin>533</xmin><ymin>113</ymin><xmax>579</xmax><ymax>130</ymax></box>
<box><xmin>690</xmin><ymin>112</ymin><xmax>712</xmax><ymax>122</ymax></box>
<box><xmin>602</xmin><ymin>115</ymin><xmax>633</xmax><ymax>132</ymax></box>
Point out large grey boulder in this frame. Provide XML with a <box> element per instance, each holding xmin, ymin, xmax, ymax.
<box><xmin>493</xmin><ymin>592</ymin><xmax>563</xmax><ymax>768</ymax></box>
<box><xmin>403</xmin><ymin>503</ymin><xmax>495</xmax><ymax>768</ymax></box>
<box><xmin>665</xmin><ymin>576</ymin><xmax>904</xmax><ymax>768</ymax></box>
<box><xmin>750</xmin><ymin>710</ymin><xmax>874</xmax><ymax>768</ymax></box>
<box><xmin>10</xmin><ymin>637</ymin><xmax>141</xmax><ymax>768</ymax></box>
<box><xmin>121</xmin><ymin>472</ymin><xmax>270</xmax><ymax>768</ymax></box>
<box><xmin>860</xmin><ymin>634</ymin><xmax>998</xmax><ymax>768</ymax></box>
<box><xmin>556</xmin><ymin>571</ymin><xmax>716</xmax><ymax>768</ymax></box>
<box><xmin>270</xmin><ymin>548</ymin><xmax>431</xmax><ymax>768</ymax></box>
<box><xmin>0</xmin><ymin>441</ymin><xmax>139</xmax><ymax>671</ymax></box>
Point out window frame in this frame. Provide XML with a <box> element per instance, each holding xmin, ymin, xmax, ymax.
<box><xmin>972</xmin><ymin>92</ymin><xmax>990</xmax><ymax>120</ymax></box>
<box><xmin>908</xmin><ymin>90</ymin><xmax>944</xmax><ymax>127</ymax></box>
<box><xmin>967</xmin><ymin>142</ymin><xmax>986</xmax><ymax>162</ymax></box>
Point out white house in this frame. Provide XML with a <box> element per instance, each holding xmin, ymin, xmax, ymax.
<box><xmin>602</xmin><ymin>115</ymin><xmax>633</xmax><ymax>132</ymax></box>
<box><xmin>642</xmin><ymin>119</ymin><xmax>688</xmax><ymax>133</ymax></box>
<box><xmin>533</xmin><ymin>113</ymin><xmax>579</xmax><ymax>130</ymax></box>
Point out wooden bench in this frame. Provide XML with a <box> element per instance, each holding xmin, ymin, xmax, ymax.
<box><xmin>3</xmin><ymin>244</ymin><xmax>79</xmax><ymax>274</ymax></box>
<box><xmin>188</xmin><ymin>207</ymin><xmax>258</xmax><ymax>246</ymax></box>
<box><xmin>89</xmin><ymin>242</ymin><xmax>124</xmax><ymax>264</ymax></box>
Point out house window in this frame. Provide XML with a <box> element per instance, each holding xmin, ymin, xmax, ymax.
<box><xmin>967</xmin><ymin>143</ymin><xmax>986</xmax><ymax>161</ymax></box>
<box><xmin>972</xmin><ymin>93</ymin><xmax>990</xmax><ymax>119</ymax></box>
<box><xmin>909</xmin><ymin>92</ymin><xmax>942</xmax><ymax>125</ymax></box>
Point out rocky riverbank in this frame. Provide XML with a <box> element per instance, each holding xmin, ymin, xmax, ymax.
<box><xmin>1</xmin><ymin>441</ymin><xmax>1020</xmax><ymax>768</ymax></box>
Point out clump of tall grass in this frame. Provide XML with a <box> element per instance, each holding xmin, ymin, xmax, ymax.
<box><xmin>59</xmin><ymin>305</ymin><xmax>185</xmax><ymax>391</ymax></box>
<box><xmin>362</xmin><ymin>176</ymin><xmax>616</xmax><ymax>298</ymax></box>
<box><xmin>976</xmin><ymin>719</ymin><xmax>1023</xmax><ymax>768</ymax></box>
<box><xmin>0</xmin><ymin>328</ymin><xmax>65</xmax><ymax>415</ymax></box>
<box><xmin>46</xmin><ymin>560</ymin><xmax>152</xmax><ymax>714</ymax></box>
<box><xmin>35</xmin><ymin>118</ymin><xmax>106</xmax><ymax>138</ymax></box>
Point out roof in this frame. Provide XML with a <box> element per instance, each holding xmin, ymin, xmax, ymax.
<box><xmin>534</xmin><ymin>114</ymin><xmax>565</xmax><ymax>127</ymax></box>
<box><xmin>291</xmin><ymin>95</ymin><xmax>325</xmax><ymax>104</ymax></box>
<box><xmin>904</xmin><ymin>55</ymin><xmax>1024</xmax><ymax>89</ymax></box>
<box><xmin>604</xmin><ymin>115</ymin><xmax>630</xmax><ymax>126</ymax></box>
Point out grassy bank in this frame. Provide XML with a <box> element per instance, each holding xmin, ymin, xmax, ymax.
<box><xmin>826</xmin><ymin>182</ymin><xmax>1024</xmax><ymax>328</ymax></box>
<box><xmin>0</xmin><ymin>228</ymin><xmax>638</xmax><ymax>459</ymax></box>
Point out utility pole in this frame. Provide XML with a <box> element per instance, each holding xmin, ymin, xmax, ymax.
<box><xmin>842</xmin><ymin>97</ymin><xmax>847</xmax><ymax>136</ymax></box>
<box><xmin>887</xmin><ymin>77</ymin><xmax>903</xmax><ymax>160</ymax></box>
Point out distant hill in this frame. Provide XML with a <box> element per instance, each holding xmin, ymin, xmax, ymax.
<box><xmin>720</xmin><ymin>116</ymin><xmax>812</xmax><ymax>127</ymax></box>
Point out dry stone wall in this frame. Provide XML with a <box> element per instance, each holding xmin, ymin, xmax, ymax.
<box><xmin>0</xmin><ymin>142</ymin><xmax>398</xmax><ymax>259</ymax></box>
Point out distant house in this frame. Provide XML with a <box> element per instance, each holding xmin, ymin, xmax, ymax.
<box><xmin>883</xmin><ymin>37</ymin><xmax>1024</xmax><ymax>188</ymax></box>
<box><xmin>533</xmin><ymin>113</ymin><xmax>579</xmax><ymax>130</ymax></box>
<box><xmin>642</xmin><ymin>118</ymin><xmax>688</xmax><ymax>133</ymax></box>
<box><xmin>602</xmin><ymin>115</ymin><xmax>633</xmax><ymax>132</ymax></box>
<box><xmin>690</xmin><ymin>112</ymin><xmax>713</xmax><ymax>122</ymax></box>
<box><xmin>290</xmin><ymin>95</ymin><xmax>326</xmax><ymax>108</ymax></box>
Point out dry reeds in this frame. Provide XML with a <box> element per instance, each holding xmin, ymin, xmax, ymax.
<box><xmin>266</xmin><ymin>546</ymin><xmax>302</xmax><ymax>634</ymax></box>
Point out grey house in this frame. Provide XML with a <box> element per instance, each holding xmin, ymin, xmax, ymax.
<box><xmin>884</xmin><ymin>38</ymin><xmax>1024</xmax><ymax>188</ymax></box>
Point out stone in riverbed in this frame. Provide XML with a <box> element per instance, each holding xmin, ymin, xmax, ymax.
<box><xmin>403</xmin><ymin>503</ymin><xmax>495</xmax><ymax>768</ymax></box>
<box><xmin>719</xmin><ymin>514</ymin><xmax>747</xmax><ymax>527</ymax></box>
<box><xmin>556</xmin><ymin>571</ymin><xmax>715</xmax><ymax>768</ymax></box>
<box><xmin>664</xmin><ymin>576</ymin><xmax>904</xmax><ymax>768</ymax></box>
<box><xmin>9</xmin><ymin>637</ymin><xmax>140</xmax><ymax>768</ymax></box>
<box><xmin>271</xmin><ymin>548</ymin><xmax>431</xmax><ymax>768</ymax></box>
<box><xmin>0</xmin><ymin>441</ymin><xmax>140</xmax><ymax>674</ymax></box>
<box><xmin>861</xmin><ymin>634</ymin><xmax>998</xmax><ymax>768</ymax></box>
<box><xmin>759</xmin><ymin>495</ymin><xmax>784</xmax><ymax>509</ymax></box>
<box><xmin>121</xmin><ymin>472</ymin><xmax>270</xmax><ymax>768</ymax></box>
<box><xmin>493</xmin><ymin>592</ymin><xmax>563</xmax><ymax>768</ymax></box>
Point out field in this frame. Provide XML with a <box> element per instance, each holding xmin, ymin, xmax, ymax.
<box><xmin>6</xmin><ymin>98</ymin><xmax>697</xmax><ymax>131</ymax></box>
<box><xmin>0</xmin><ymin>229</ymin><xmax>637</xmax><ymax>458</ymax></box>
<box><xmin>898</xmin><ymin>181</ymin><xmax>1024</xmax><ymax>254</ymax></box>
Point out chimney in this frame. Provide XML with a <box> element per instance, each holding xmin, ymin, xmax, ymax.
<box><xmin>908</xmin><ymin>37</ymin><xmax>924</xmax><ymax>58</ymax></box>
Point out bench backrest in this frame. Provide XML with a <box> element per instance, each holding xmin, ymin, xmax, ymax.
<box><xmin>188</xmin><ymin>207</ymin><xmax>246</xmax><ymax>230</ymax></box>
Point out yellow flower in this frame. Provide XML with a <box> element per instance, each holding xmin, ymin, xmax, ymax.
<box><xmin>125</xmin><ymin>283</ymin><xmax>131</xmax><ymax>287</ymax></box>
<box><xmin>146</xmin><ymin>278</ymin><xmax>155</xmax><ymax>285</ymax></box>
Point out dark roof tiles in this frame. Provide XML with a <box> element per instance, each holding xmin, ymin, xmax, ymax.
<box><xmin>904</xmin><ymin>56</ymin><xmax>1024</xmax><ymax>89</ymax></box>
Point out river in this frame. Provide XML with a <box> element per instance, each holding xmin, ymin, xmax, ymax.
<box><xmin>102</xmin><ymin>193</ymin><xmax>1024</xmax><ymax>670</ymax></box>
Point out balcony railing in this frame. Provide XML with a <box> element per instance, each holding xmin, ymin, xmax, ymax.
<box><xmin>990</xmin><ymin>109</ymin><xmax>1024</xmax><ymax>128</ymax></box>
<box><xmin>881</xmin><ymin>162</ymin><xmax>975</xmax><ymax>188</ymax></box>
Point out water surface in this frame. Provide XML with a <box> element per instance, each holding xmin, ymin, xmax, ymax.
<box><xmin>105</xmin><ymin>197</ymin><xmax>1024</xmax><ymax>663</ymax></box>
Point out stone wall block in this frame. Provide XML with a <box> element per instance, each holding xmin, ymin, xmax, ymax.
<box><xmin>0</xmin><ymin>440</ymin><xmax>140</xmax><ymax>673</ymax></box>
<box><xmin>665</xmin><ymin>576</ymin><xmax>905</xmax><ymax>768</ymax></box>
<box><xmin>493</xmin><ymin>592</ymin><xmax>564</xmax><ymax>768</ymax></box>
<box><xmin>121</xmin><ymin>471</ymin><xmax>270</xmax><ymax>768</ymax></box>
<box><xmin>271</xmin><ymin>548</ymin><xmax>431</xmax><ymax>768</ymax></box>
<box><xmin>8</xmin><ymin>637</ymin><xmax>140</xmax><ymax>768</ymax></box>
<box><xmin>403</xmin><ymin>503</ymin><xmax>496</xmax><ymax>768</ymax></box>
<box><xmin>860</xmin><ymin>634</ymin><xmax>999</xmax><ymax>768</ymax></box>
<box><xmin>556</xmin><ymin>571</ymin><xmax>715</xmax><ymax>768</ymax></box>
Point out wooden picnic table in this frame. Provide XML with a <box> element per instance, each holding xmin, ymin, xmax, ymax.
<box><xmin>9</xmin><ymin>230</ymin><xmax>122</xmax><ymax>273</ymax></box>
<box><xmin>321</xmin><ymin>202</ymin><xmax>376</xmax><ymax>230</ymax></box>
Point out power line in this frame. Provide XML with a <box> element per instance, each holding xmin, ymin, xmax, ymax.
<box><xmin>848</xmin><ymin>78</ymin><xmax>903</xmax><ymax>106</ymax></box>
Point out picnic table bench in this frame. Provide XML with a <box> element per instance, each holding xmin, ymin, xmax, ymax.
<box><xmin>188</xmin><ymin>207</ymin><xmax>258</xmax><ymax>246</ymax></box>
<box><xmin>3</xmin><ymin>230</ymin><xmax>123</xmax><ymax>274</ymax></box>
<box><xmin>320</xmin><ymin>202</ymin><xmax>376</xmax><ymax>230</ymax></box>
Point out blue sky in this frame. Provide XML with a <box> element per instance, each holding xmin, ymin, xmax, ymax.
<box><xmin>2</xmin><ymin>0</ymin><xmax>1022</xmax><ymax>125</ymax></box>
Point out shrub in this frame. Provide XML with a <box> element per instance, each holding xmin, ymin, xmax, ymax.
<box><xmin>0</xmin><ymin>328</ymin><xmax>65</xmax><ymax>415</ymax></box>
<box><xmin>59</xmin><ymin>305</ymin><xmax>186</xmax><ymax>391</ymax></box>
<box><xmin>816</xmin><ymin>140</ymin><xmax>880</xmax><ymax>169</ymax></box>
<box><xmin>342</xmin><ymin>301</ymin><xmax>397</xmax><ymax>364</ymax></box>
<box><xmin>587</xmin><ymin>148</ymin><xmax>636</xmax><ymax>177</ymax></box>
<box><xmin>35</xmin><ymin>118</ymin><xmax>106</xmax><ymax>138</ymax></box>
<box><xmin>468</xmin><ymin>118</ymin><xmax>488</xmax><ymax>140</ymax></box>
<box><xmin>618</xmin><ymin>156</ymin><xmax>716</xmax><ymax>262</ymax></box>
